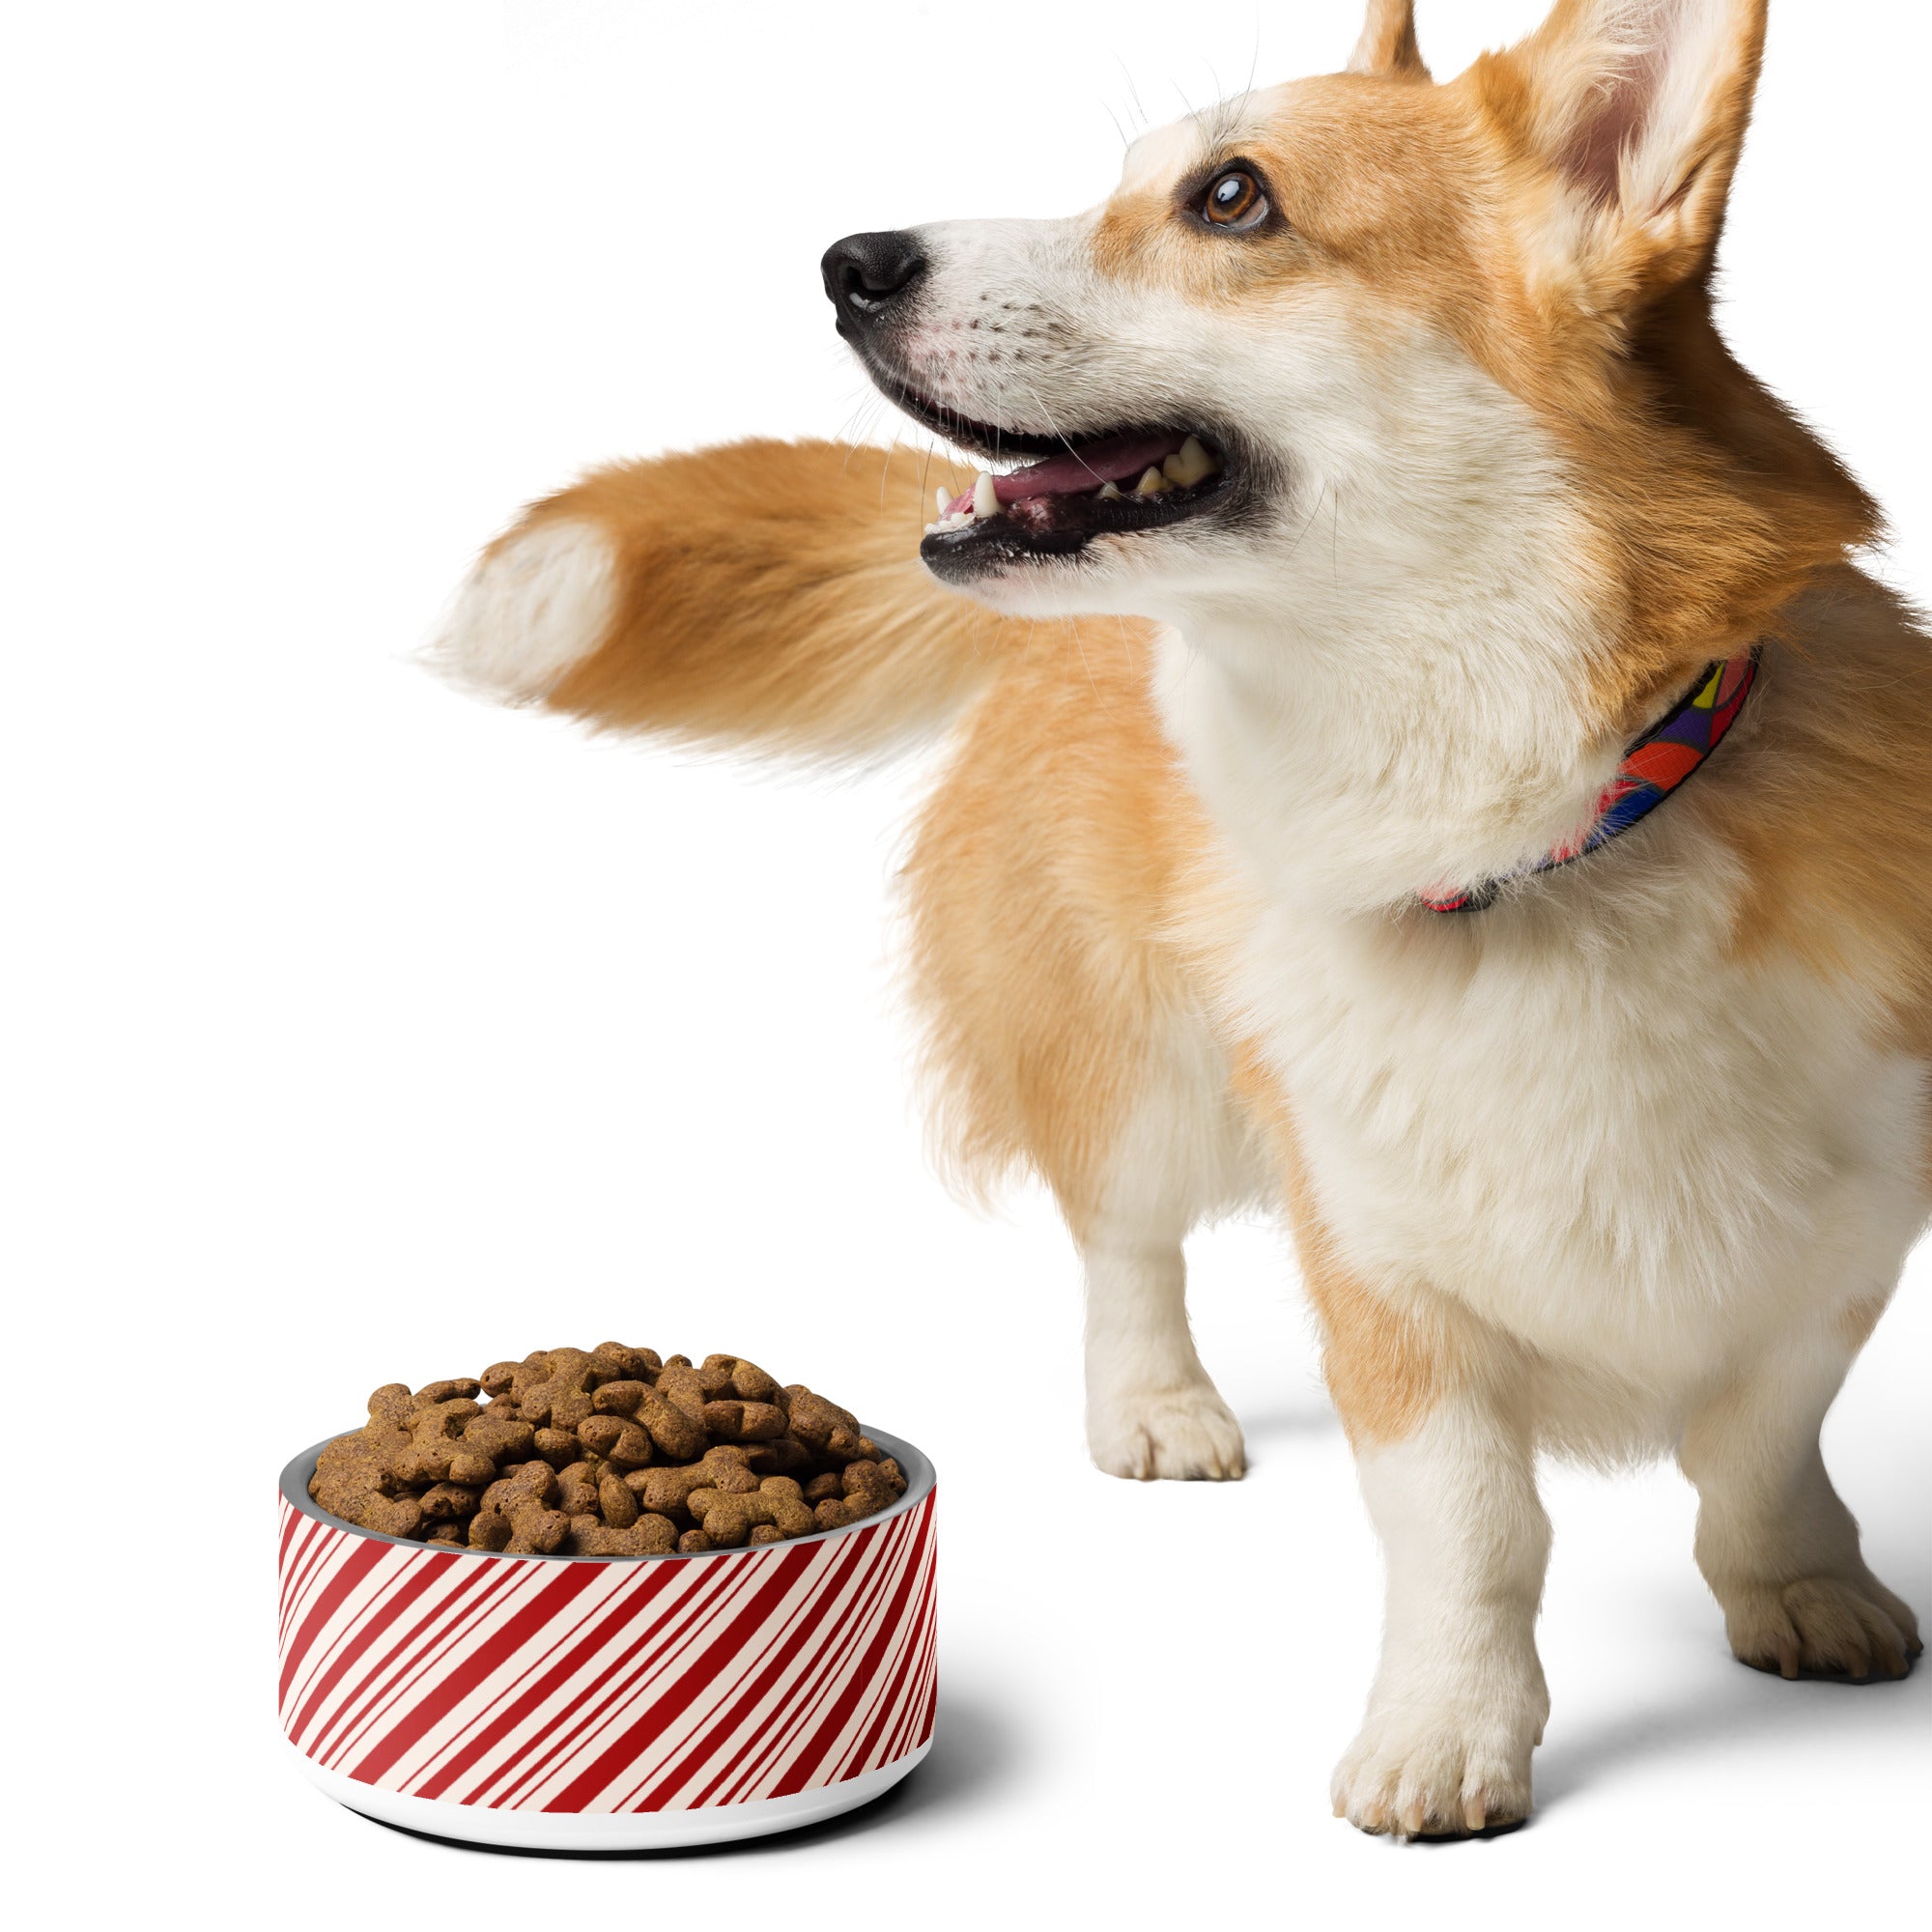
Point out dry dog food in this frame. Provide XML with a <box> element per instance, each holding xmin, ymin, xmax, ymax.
<box><xmin>309</xmin><ymin>1345</ymin><xmax>908</xmax><ymax>1557</ymax></box>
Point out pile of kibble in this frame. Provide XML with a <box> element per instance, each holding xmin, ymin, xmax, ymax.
<box><xmin>309</xmin><ymin>1344</ymin><xmax>907</xmax><ymax>1557</ymax></box>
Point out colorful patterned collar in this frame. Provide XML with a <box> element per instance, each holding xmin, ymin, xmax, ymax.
<box><xmin>1419</xmin><ymin>649</ymin><xmax>1760</xmax><ymax>914</ymax></box>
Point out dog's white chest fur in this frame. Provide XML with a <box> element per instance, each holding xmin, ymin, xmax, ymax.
<box><xmin>1161</xmin><ymin>637</ymin><xmax>1926</xmax><ymax>1414</ymax></box>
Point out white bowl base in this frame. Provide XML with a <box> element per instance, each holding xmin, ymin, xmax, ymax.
<box><xmin>291</xmin><ymin>1740</ymin><xmax>930</xmax><ymax>1851</ymax></box>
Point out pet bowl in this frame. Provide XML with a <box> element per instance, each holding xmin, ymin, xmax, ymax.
<box><xmin>276</xmin><ymin>1429</ymin><xmax>936</xmax><ymax>1850</ymax></box>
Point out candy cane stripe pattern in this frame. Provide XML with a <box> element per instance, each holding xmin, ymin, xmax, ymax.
<box><xmin>277</xmin><ymin>1434</ymin><xmax>937</xmax><ymax>1847</ymax></box>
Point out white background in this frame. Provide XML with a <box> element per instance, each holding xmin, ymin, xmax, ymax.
<box><xmin>6</xmin><ymin>2</ymin><xmax>1927</xmax><ymax>1925</ymax></box>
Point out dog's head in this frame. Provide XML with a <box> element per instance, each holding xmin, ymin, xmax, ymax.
<box><xmin>826</xmin><ymin>0</ymin><xmax>1865</xmax><ymax>713</ymax></box>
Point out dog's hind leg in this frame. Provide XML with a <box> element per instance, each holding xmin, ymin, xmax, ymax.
<box><xmin>1680</xmin><ymin>1307</ymin><xmax>1920</xmax><ymax>1680</ymax></box>
<box><xmin>1073</xmin><ymin>1024</ymin><xmax>1256</xmax><ymax>1481</ymax></box>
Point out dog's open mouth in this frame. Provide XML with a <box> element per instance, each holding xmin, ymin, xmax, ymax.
<box><xmin>901</xmin><ymin>407</ymin><xmax>1234</xmax><ymax>578</ymax></box>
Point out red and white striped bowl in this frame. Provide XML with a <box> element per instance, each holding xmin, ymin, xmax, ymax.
<box><xmin>277</xmin><ymin>1429</ymin><xmax>936</xmax><ymax>1849</ymax></box>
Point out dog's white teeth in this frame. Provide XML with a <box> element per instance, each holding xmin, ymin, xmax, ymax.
<box><xmin>973</xmin><ymin>471</ymin><xmax>1000</xmax><ymax>520</ymax></box>
<box><xmin>1097</xmin><ymin>480</ymin><xmax>1122</xmax><ymax>500</ymax></box>
<box><xmin>1133</xmin><ymin>466</ymin><xmax>1171</xmax><ymax>497</ymax></box>
<box><xmin>935</xmin><ymin>487</ymin><xmax>952</xmax><ymax>519</ymax></box>
<box><xmin>1162</xmin><ymin>435</ymin><xmax>1216</xmax><ymax>488</ymax></box>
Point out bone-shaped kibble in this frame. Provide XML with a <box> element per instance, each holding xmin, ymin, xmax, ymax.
<box><xmin>590</xmin><ymin>1341</ymin><xmax>662</xmax><ymax>1382</ymax></box>
<box><xmin>467</xmin><ymin>1510</ymin><xmax>512</xmax><ymax>1550</ymax></box>
<box><xmin>365</xmin><ymin>1383</ymin><xmax>415</xmax><ymax>1427</ymax></box>
<box><xmin>307</xmin><ymin>1393</ymin><xmax>425</xmax><ymax>1536</ymax></box>
<box><xmin>699</xmin><ymin>1400</ymin><xmax>788</xmax><ymax>1443</ymax></box>
<box><xmin>597</xmin><ymin>1467</ymin><xmax>638</xmax><ymax>1527</ymax></box>
<box><xmin>310</xmin><ymin>1431</ymin><xmax>424</xmax><ymax>1539</ymax></box>
<box><xmin>459</xmin><ymin>1407</ymin><xmax>535</xmax><ymax>1465</ymax></box>
<box><xmin>783</xmin><ymin>1387</ymin><xmax>870</xmax><ymax>1463</ymax></box>
<box><xmin>590</xmin><ymin>1380</ymin><xmax>650</xmax><ymax>1415</ymax></box>
<box><xmin>478</xmin><ymin>1460</ymin><xmax>556</xmax><ymax>1517</ymax></box>
<box><xmin>741</xmin><ymin>1435</ymin><xmax>812</xmax><ymax>1477</ymax></box>
<box><xmin>592</xmin><ymin>1378</ymin><xmax>708</xmax><ymax>1460</ymax></box>
<box><xmin>514</xmin><ymin>1349</ymin><xmax>610</xmax><ymax>1431</ymax></box>
<box><xmin>479</xmin><ymin>1352</ymin><xmax>555</xmax><ymax>1405</ymax></box>
<box><xmin>414</xmin><ymin>1378</ymin><xmax>482</xmax><ymax>1405</ymax></box>
<box><xmin>554</xmin><ymin>1461</ymin><xmax>602</xmax><ymax>1517</ymax></box>
<box><xmin>566</xmin><ymin>1513</ymin><xmax>677</xmax><ymax>1556</ymax></box>
<box><xmin>394</xmin><ymin>1395</ymin><xmax>496</xmax><ymax>1487</ymax></box>
<box><xmin>652</xmin><ymin>1362</ymin><xmax>724</xmax><ymax>1426</ymax></box>
<box><xmin>699</xmin><ymin>1354</ymin><xmax>782</xmax><ymax>1403</ymax></box>
<box><xmin>686</xmin><ymin>1476</ymin><xmax>817</xmax><ymax>1548</ymax></box>
<box><xmin>503</xmin><ymin>1501</ymin><xmax>570</xmax><ymax>1553</ymax></box>
<box><xmin>637</xmin><ymin>1385</ymin><xmax>708</xmax><ymax>1459</ymax></box>
<box><xmin>576</xmin><ymin>1413</ymin><xmax>654</xmax><ymax>1466</ymax></box>
<box><xmin>627</xmin><ymin>1445</ymin><xmax>761</xmax><ymax>1521</ymax></box>
<box><xmin>811</xmin><ymin>1458</ymin><xmax>906</xmax><ymax>1530</ymax></box>
<box><xmin>468</xmin><ymin>1462</ymin><xmax>569</xmax><ymax>1553</ymax></box>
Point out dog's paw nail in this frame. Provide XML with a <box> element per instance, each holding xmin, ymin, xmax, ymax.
<box><xmin>1087</xmin><ymin>1383</ymin><xmax>1246</xmax><ymax>1483</ymax></box>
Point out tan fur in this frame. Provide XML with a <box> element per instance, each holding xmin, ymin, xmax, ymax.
<box><xmin>498</xmin><ymin>440</ymin><xmax>1221</xmax><ymax>1239</ymax></box>
<box><xmin>479</xmin><ymin>19</ymin><xmax>1930</xmax><ymax>1403</ymax></box>
<box><xmin>1349</xmin><ymin>0</ymin><xmax>1431</xmax><ymax>81</ymax></box>
<box><xmin>1486</xmin><ymin>0</ymin><xmax>1766</xmax><ymax>295</ymax></box>
<box><xmin>1085</xmin><ymin>35</ymin><xmax>1874</xmax><ymax>740</ymax></box>
<box><xmin>493</xmin><ymin>471</ymin><xmax>1925</xmax><ymax>1417</ymax></box>
<box><xmin>902</xmin><ymin>625</ymin><xmax>1214</xmax><ymax>1236</ymax></box>
<box><xmin>1697</xmin><ymin>570</ymin><xmax>1932</xmax><ymax>1060</ymax></box>
<box><xmin>529</xmin><ymin>440</ymin><xmax>1009</xmax><ymax>759</ymax></box>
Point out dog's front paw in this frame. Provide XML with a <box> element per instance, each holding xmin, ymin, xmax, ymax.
<box><xmin>1331</xmin><ymin>1690</ymin><xmax>1544</xmax><ymax>1840</ymax></box>
<box><xmin>1087</xmin><ymin>1380</ymin><xmax>1246</xmax><ymax>1481</ymax></box>
<box><xmin>1723</xmin><ymin>1571</ymin><xmax>1921</xmax><ymax>1681</ymax></box>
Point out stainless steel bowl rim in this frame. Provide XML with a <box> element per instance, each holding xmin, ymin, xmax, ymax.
<box><xmin>280</xmin><ymin>1425</ymin><xmax>934</xmax><ymax>1564</ymax></box>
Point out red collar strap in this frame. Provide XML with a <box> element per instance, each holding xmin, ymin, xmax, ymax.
<box><xmin>1419</xmin><ymin>649</ymin><xmax>1761</xmax><ymax>914</ymax></box>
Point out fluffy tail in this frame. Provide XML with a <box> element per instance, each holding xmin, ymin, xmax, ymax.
<box><xmin>432</xmin><ymin>439</ymin><xmax>1015</xmax><ymax>761</ymax></box>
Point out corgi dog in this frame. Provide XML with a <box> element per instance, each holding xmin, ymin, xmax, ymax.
<box><xmin>435</xmin><ymin>0</ymin><xmax>1927</xmax><ymax>1838</ymax></box>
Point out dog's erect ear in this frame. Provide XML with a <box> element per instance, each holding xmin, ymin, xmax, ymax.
<box><xmin>1348</xmin><ymin>0</ymin><xmax>1430</xmax><ymax>81</ymax></box>
<box><xmin>1473</xmin><ymin>0</ymin><xmax>1767</xmax><ymax>301</ymax></box>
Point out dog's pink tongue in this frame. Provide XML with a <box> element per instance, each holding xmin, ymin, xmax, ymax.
<box><xmin>946</xmin><ymin>430</ymin><xmax>1187</xmax><ymax>515</ymax></box>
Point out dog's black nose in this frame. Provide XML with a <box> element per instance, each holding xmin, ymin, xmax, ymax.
<box><xmin>821</xmin><ymin>231</ymin><xmax>926</xmax><ymax>326</ymax></box>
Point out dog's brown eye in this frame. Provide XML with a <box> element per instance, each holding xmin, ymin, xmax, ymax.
<box><xmin>1202</xmin><ymin>168</ymin><xmax>1267</xmax><ymax>231</ymax></box>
